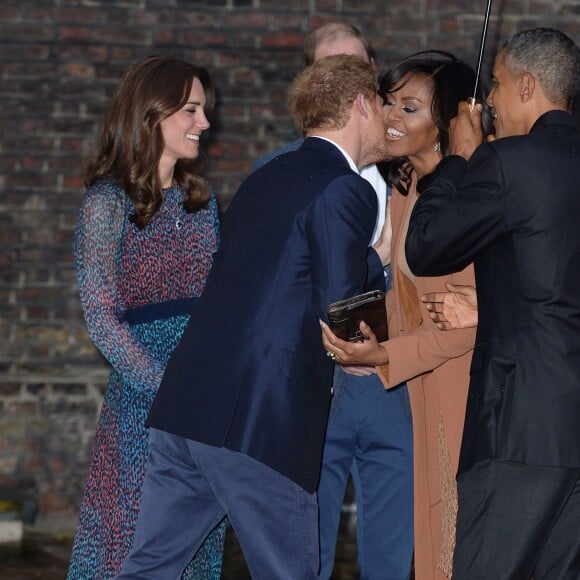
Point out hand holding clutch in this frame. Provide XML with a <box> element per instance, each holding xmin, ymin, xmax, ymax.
<box><xmin>327</xmin><ymin>290</ymin><xmax>388</xmax><ymax>343</ymax></box>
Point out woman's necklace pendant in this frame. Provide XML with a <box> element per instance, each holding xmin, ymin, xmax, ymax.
<box><xmin>175</xmin><ymin>218</ymin><xmax>183</xmax><ymax>230</ymax></box>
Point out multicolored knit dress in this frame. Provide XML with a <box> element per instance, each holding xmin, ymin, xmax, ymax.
<box><xmin>67</xmin><ymin>179</ymin><xmax>226</xmax><ymax>579</ymax></box>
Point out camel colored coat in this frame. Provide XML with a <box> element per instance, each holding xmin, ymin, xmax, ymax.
<box><xmin>377</xmin><ymin>182</ymin><xmax>476</xmax><ymax>579</ymax></box>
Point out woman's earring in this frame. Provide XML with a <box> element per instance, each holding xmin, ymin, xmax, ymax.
<box><xmin>433</xmin><ymin>142</ymin><xmax>441</xmax><ymax>153</ymax></box>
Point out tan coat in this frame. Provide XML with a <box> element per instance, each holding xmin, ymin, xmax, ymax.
<box><xmin>377</xmin><ymin>181</ymin><xmax>476</xmax><ymax>579</ymax></box>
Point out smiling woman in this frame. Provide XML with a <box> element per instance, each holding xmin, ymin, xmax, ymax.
<box><xmin>159</xmin><ymin>77</ymin><xmax>211</xmax><ymax>185</ymax></box>
<box><xmin>377</xmin><ymin>53</ymin><xmax>483</xmax><ymax>579</ymax></box>
<box><xmin>383</xmin><ymin>73</ymin><xmax>441</xmax><ymax>176</ymax></box>
<box><xmin>66</xmin><ymin>56</ymin><xmax>225</xmax><ymax>580</ymax></box>
<box><xmin>321</xmin><ymin>50</ymin><xmax>492</xmax><ymax>579</ymax></box>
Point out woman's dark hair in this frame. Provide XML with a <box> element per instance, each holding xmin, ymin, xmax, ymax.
<box><xmin>86</xmin><ymin>55</ymin><xmax>215</xmax><ymax>228</ymax></box>
<box><xmin>377</xmin><ymin>50</ymin><xmax>493</xmax><ymax>195</ymax></box>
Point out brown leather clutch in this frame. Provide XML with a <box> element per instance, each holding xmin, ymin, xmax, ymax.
<box><xmin>327</xmin><ymin>290</ymin><xmax>388</xmax><ymax>342</ymax></box>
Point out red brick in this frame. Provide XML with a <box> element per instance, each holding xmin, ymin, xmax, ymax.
<box><xmin>58</xmin><ymin>26</ymin><xmax>92</xmax><ymax>41</ymax></box>
<box><xmin>262</xmin><ymin>31</ymin><xmax>304</xmax><ymax>48</ymax></box>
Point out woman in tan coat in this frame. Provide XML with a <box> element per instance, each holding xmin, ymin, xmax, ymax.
<box><xmin>322</xmin><ymin>50</ymin><xmax>492</xmax><ymax>578</ymax></box>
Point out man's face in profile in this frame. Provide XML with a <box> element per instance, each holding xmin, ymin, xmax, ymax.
<box><xmin>487</xmin><ymin>50</ymin><xmax>527</xmax><ymax>138</ymax></box>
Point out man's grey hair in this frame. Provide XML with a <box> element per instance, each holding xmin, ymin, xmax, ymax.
<box><xmin>502</xmin><ymin>28</ymin><xmax>580</xmax><ymax>108</ymax></box>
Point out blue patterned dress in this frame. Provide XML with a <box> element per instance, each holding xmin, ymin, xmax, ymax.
<box><xmin>67</xmin><ymin>179</ymin><xmax>226</xmax><ymax>579</ymax></box>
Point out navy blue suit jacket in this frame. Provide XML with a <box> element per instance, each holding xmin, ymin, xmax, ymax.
<box><xmin>148</xmin><ymin>137</ymin><xmax>385</xmax><ymax>492</ymax></box>
<box><xmin>253</xmin><ymin>137</ymin><xmax>304</xmax><ymax>171</ymax></box>
<box><xmin>406</xmin><ymin>111</ymin><xmax>580</xmax><ymax>474</ymax></box>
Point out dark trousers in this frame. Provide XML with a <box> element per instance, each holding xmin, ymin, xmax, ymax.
<box><xmin>453</xmin><ymin>459</ymin><xmax>580</xmax><ymax>579</ymax></box>
<box><xmin>115</xmin><ymin>429</ymin><xmax>319</xmax><ymax>580</ymax></box>
<box><xmin>318</xmin><ymin>368</ymin><xmax>414</xmax><ymax>579</ymax></box>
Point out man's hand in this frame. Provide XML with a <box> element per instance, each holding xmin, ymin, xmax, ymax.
<box><xmin>321</xmin><ymin>320</ymin><xmax>389</xmax><ymax>366</ymax></box>
<box><xmin>421</xmin><ymin>283</ymin><xmax>478</xmax><ymax>330</ymax></box>
<box><xmin>449</xmin><ymin>101</ymin><xmax>483</xmax><ymax>161</ymax></box>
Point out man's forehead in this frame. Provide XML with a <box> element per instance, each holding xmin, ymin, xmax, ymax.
<box><xmin>314</xmin><ymin>37</ymin><xmax>368</xmax><ymax>62</ymax></box>
<box><xmin>492</xmin><ymin>49</ymin><xmax>507</xmax><ymax>73</ymax></box>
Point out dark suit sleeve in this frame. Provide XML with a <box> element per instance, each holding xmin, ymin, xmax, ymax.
<box><xmin>406</xmin><ymin>147</ymin><xmax>507</xmax><ymax>276</ymax></box>
<box><xmin>306</xmin><ymin>174</ymin><xmax>381</xmax><ymax>320</ymax></box>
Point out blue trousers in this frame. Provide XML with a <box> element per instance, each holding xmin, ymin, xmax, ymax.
<box><xmin>116</xmin><ymin>429</ymin><xmax>319</xmax><ymax>580</ymax></box>
<box><xmin>318</xmin><ymin>367</ymin><xmax>414</xmax><ymax>579</ymax></box>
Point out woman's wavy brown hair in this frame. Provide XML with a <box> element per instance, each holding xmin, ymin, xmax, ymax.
<box><xmin>86</xmin><ymin>55</ymin><xmax>215</xmax><ymax>228</ymax></box>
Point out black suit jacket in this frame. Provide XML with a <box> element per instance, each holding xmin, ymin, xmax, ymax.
<box><xmin>148</xmin><ymin>138</ymin><xmax>385</xmax><ymax>492</ymax></box>
<box><xmin>406</xmin><ymin>111</ymin><xmax>580</xmax><ymax>474</ymax></box>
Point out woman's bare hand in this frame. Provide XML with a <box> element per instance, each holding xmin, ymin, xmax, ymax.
<box><xmin>321</xmin><ymin>320</ymin><xmax>389</xmax><ymax>366</ymax></box>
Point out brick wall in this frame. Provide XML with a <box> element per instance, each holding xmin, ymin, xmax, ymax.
<box><xmin>1</xmin><ymin>0</ymin><xmax>579</xmax><ymax>530</ymax></box>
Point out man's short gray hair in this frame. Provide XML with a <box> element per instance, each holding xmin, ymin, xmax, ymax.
<box><xmin>502</xmin><ymin>28</ymin><xmax>580</xmax><ymax>108</ymax></box>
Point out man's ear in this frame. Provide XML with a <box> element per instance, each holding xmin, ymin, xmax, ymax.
<box><xmin>355</xmin><ymin>93</ymin><xmax>371</xmax><ymax>119</ymax></box>
<box><xmin>519</xmin><ymin>72</ymin><xmax>536</xmax><ymax>103</ymax></box>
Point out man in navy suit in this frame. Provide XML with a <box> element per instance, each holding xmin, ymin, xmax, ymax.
<box><xmin>405</xmin><ymin>29</ymin><xmax>580</xmax><ymax>578</ymax></box>
<box><xmin>256</xmin><ymin>23</ymin><xmax>413</xmax><ymax>578</ymax></box>
<box><xmin>116</xmin><ymin>55</ymin><xmax>391</xmax><ymax>579</ymax></box>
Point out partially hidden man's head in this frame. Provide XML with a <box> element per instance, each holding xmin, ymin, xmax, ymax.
<box><xmin>288</xmin><ymin>54</ymin><xmax>378</xmax><ymax>136</ymax></box>
<box><xmin>303</xmin><ymin>22</ymin><xmax>373</xmax><ymax>66</ymax></box>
